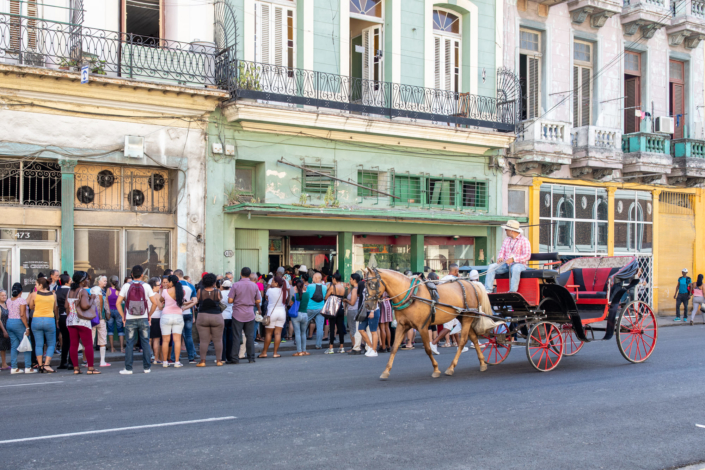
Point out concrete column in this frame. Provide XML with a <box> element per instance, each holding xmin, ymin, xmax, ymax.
<box><xmin>74</xmin><ymin>229</ymin><xmax>90</xmax><ymax>271</ymax></box>
<box><xmin>410</xmin><ymin>234</ymin><xmax>424</xmax><ymax>273</ymax></box>
<box><xmin>652</xmin><ymin>189</ymin><xmax>662</xmax><ymax>313</ymax></box>
<box><xmin>694</xmin><ymin>188</ymin><xmax>705</xmax><ymax>282</ymax></box>
<box><xmin>337</xmin><ymin>232</ymin><xmax>353</xmax><ymax>280</ymax></box>
<box><xmin>528</xmin><ymin>179</ymin><xmax>542</xmax><ymax>250</ymax></box>
<box><xmin>474</xmin><ymin>236</ymin><xmax>488</xmax><ymax>266</ymax></box>
<box><xmin>607</xmin><ymin>187</ymin><xmax>616</xmax><ymax>256</ymax></box>
<box><xmin>58</xmin><ymin>159</ymin><xmax>77</xmax><ymax>274</ymax></box>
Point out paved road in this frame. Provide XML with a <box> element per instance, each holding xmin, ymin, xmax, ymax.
<box><xmin>1</xmin><ymin>325</ymin><xmax>705</xmax><ymax>470</ymax></box>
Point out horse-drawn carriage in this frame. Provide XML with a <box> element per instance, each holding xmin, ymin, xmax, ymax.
<box><xmin>481</xmin><ymin>254</ymin><xmax>657</xmax><ymax>372</ymax></box>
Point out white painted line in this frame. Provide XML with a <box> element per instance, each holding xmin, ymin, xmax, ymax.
<box><xmin>0</xmin><ymin>381</ymin><xmax>64</xmax><ymax>388</ymax></box>
<box><xmin>697</xmin><ymin>424</ymin><xmax>705</xmax><ymax>429</ymax></box>
<box><xmin>0</xmin><ymin>417</ymin><xmax>236</xmax><ymax>444</ymax></box>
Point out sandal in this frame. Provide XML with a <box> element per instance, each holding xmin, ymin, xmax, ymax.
<box><xmin>196</xmin><ymin>362</ymin><xmax>206</xmax><ymax>367</ymax></box>
<box><xmin>273</xmin><ymin>354</ymin><xmax>281</xmax><ymax>358</ymax></box>
<box><xmin>73</xmin><ymin>367</ymin><xmax>81</xmax><ymax>375</ymax></box>
<box><xmin>293</xmin><ymin>352</ymin><xmax>301</xmax><ymax>356</ymax></box>
<box><xmin>216</xmin><ymin>361</ymin><xmax>224</xmax><ymax>366</ymax></box>
<box><xmin>87</xmin><ymin>368</ymin><xmax>100</xmax><ymax>375</ymax></box>
<box><xmin>258</xmin><ymin>354</ymin><xmax>267</xmax><ymax>358</ymax></box>
<box><xmin>44</xmin><ymin>365</ymin><xmax>55</xmax><ymax>373</ymax></box>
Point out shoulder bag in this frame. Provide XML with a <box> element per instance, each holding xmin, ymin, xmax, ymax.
<box><xmin>321</xmin><ymin>294</ymin><xmax>341</xmax><ymax>320</ymax></box>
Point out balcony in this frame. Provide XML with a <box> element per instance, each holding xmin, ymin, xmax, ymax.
<box><xmin>570</xmin><ymin>126</ymin><xmax>622</xmax><ymax>179</ymax></box>
<box><xmin>667</xmin><ymin>0</ymin><xmax>705</xmax><ymax>48</ymax></box>
<box><xmin>0</xmin><ymin>14</ymin><xmax>223</xmax><ymax>89</ymax></box>
<box><xmin>512</xmin><ymin>119</ymin><xmax>573</xmax><ymax>175</ymax></box>
<box><xmin>568</xmin><ymin>0</ymin><xmax>622</xmax><ymax>28</ymax></box>
<box><xmin>621</xmin><ymin>132</ymin><xmax>672</xmax><ymax>183</ymax></box>
<box><xmin>622</xmin><ymin>0</ymin><xmax>671</xmax><ymax>38</ymax></box>
<box><xmin>230</xmin><ymin>60</ymin><xmax>519</xmax><ymax>133</ymax></box>
<box><xmin>669</xmin><ymin>139</ymin><xmax>705</xmax><ymax>186</ymax></box>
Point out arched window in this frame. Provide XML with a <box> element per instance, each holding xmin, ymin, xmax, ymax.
<box><xmin>432</xmin><ymin>8</ymin><xmax>461</xmax><ymax>92</ymax></box>
<box><xmin>254</xmin><ymin>0</ymin><xmax>296</xmax><ymax>69</ymax></box>
<box><xmin>627</xmin><ymin>202</ymin><xmax>644</xmax><ymax>251</ymax></box>
<box><xmin>350</xmin><ymin>0</ymin><xmax>382</xmax><ymax>17</ymax></box>
<box><xmin>554</xmin><ymin>196</ymin><xmax>574</xmax><ymax>250</ymax></box>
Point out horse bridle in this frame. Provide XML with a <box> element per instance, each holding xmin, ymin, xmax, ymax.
<box><xmin>364</xmin><ymin>268</ymin><xmax>387</xmax><ymax>306</ymax></box>
<box><xmin>365</xmin><ymin>267</ymin><xmax>421</xmax><ymax>310</ymax></box>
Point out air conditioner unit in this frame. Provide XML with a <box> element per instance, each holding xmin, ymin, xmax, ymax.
<box><xmin>655</xmin><ymin>116</ymin><xmax>675</xmax><ymax>134</ymax></box>
<box><xmin>124</xmin><ymin>136</ymin><xmax>144</xmax><ymax>158</ymax></box>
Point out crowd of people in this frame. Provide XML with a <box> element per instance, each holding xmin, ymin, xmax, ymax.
<box><xmin>0</xmin><ymin>263</ymin><xmax>479</xmax><ymax>376</ymax></box>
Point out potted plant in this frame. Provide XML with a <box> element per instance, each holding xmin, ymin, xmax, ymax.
<box><xmin>90</xmin><ymin>58</ymin><xmax>107</xmax><ymax>75</ymax></box>
<box><xmin>58</xmin><ymin>58</ymin><xmax>78</xmax><ymax>71</ymax></box>
<box><xmin>237</xmin><ymin>62</ymin><xmax>262</xmax><ymax>91</ymax></box>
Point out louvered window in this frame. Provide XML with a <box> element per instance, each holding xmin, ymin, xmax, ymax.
<box><xmin>361</xmin><ymin>25</ymin><xmax>383</xmax><ymax>83</ymax></box>
<box><xmin>624</xmin><ymin>51</ymin><xmax>641</xmax><ymax>135</ymax></box>
<box><xmin>255</xmin><ymin>1</ymin><xmax>296</xmax><ymax>69</ymax></box>
<box><xmin>670</xmin><ymin>60</ymin><xmax>685</xmax><ymax>140</ymax></box>
<box><xmin>433</xmin><ymin>9</ymin><xmax>461</xmax><ymax>93</ymax></box>
<box><xmin>519</xmin><ymin>30</ymin><xmax>541</xmax><ymax>121</ymax></box>
<box><xmin>573</xmin><ymin>41</ymin><xmax>592</xmax><ymax>128</ymax></box>
<box><xmin>9</xmin><ymin>0</ymin><xmax>39</xmax><ymax>52</ymax></box>
<box><xmin>302</xmin><ymin>161</ymin><xmax>336</xmax><ymax>194</ymax></box>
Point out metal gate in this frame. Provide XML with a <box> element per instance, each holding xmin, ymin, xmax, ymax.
<box><xmin>636</xmin><ymin>255</ymin><xmax>653</xmax><ymax>308</ymax></box>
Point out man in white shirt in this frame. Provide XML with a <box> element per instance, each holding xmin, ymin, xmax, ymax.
<box><xmin>116</xmin><ymin>265</ymin><xmax>159</xmax><ymax>374</ymax></box>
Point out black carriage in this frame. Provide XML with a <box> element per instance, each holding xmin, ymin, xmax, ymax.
<box><xmin>482</xmin><ymin>254</ymin><xmax>657</xmax><ymax>372</ymax></box>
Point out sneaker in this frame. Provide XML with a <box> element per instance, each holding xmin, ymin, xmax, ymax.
<box><xmin>338</xmin><ymin>347</ymin><xmax>346</xmax><ymax>353</ymax></box>
<box><xmin>144</xmin><ymin>369</ymin><xmax>151</xmax><ymax>374</ymax></box>
<box><xmin>348</xmin><ymin>349</ymin><xmax>362</xmax><ymax>355</ymax></box>
<box><xmin>11</xmin><ymin>368</ymin><xmax>24</xmax><ymax>374</ymax></box>
<box><xmin>674</xmin><ymin>317</ymin><xmax>681</xmax><ymax>322</ymax></box>
<box><xmin>25</xmin><ymin>368</ymin><xmax>37</xmax><ymax>374</ymax></box>
<box><xmin>188</xmin><ymin>360</ymin><xmax>197</xmax><ymax>364</ymax></box>
<box><xmin>163</xmin><ymin>362</ymin><xmax>169</xmax><ymax>368</ymax></box>
<box><xmin>430</xmin><ymin>343</ymin><xmax>440</xmax><ymax>355</ymax></box>
<box><xmin>100</xmin><ymin>363</ymin><xmax>111</xmax><ymax>367</ymax></box>
<box><xmin>468</xmin><ymin>342</ymin><xmax>476</xmax><ymax>349</ymax></box>
<box><xmin>461</xmin><ymin>346</ymin><xmax>469</xmax><ymax>353</ymax></box>
<box><xmin>174</xmin><ymin>362</ymin><xmax>184</xmax><ymax>368</ymax></box>
<box><xmin>119</xmin><ymin>369</ymin><xmax>133</xmax><ymax>375</ymax></box>
<box><xmin>367</xmin><ymin>350</ymin><xmax>378</xmax><ymax>357</ymax></box>
<box><xmin>324</xmin><ymin>348</ymin><xmax>335</xmax><ymax>354</ymax></box>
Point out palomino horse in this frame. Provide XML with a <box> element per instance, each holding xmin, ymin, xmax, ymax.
<box><xmin>364</xmin><ymin>268</ymin><xmax>494</xmax><ymax>380</ymax></box>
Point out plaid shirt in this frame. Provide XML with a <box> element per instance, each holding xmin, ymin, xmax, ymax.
<box><xmin>497</xmin><ymin>234</ymin><xmax>531</xmax><ymax>265</ymax></box>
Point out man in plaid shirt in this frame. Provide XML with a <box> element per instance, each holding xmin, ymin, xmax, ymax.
<box><xmin>484</xmin><ymin>220</ymin><xmax>531</xmax><ymax>292</ymax></box>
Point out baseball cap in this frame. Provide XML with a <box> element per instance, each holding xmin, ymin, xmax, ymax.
<box><xmin>469</xmin><ymin>269</ymin><xmax>479</xmax><ymax>281</ymax></box>
<box><xmin>222</xmin><ymin>280</ymin><xmax>232</xmax><ymax>288</ymax></box>
<box><xmin>683</xmin><ymin>268</ymin><xmax>689</xmax><ymax>273</ymax></box>
<box><xmin>299</xmin><ymin>265</ymin><xmax>308</xmax><ymax>273</ymax></box>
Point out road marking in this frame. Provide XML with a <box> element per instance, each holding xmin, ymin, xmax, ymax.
<box><xmin>697</xmin><ymin>424</ymin><xmax>705</xmax><ymax>429</ymax></box>
<box><xmin>0</xmin><ymin>417</ymin><xmax>236</xmax><ymax>444</ymax></box>
<box><xmin>0</xmin><ymin>381</ymin><xmax>64</xmax><ymax>388</ymax></box>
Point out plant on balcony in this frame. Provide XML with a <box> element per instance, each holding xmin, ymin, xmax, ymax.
<box><xmin>89</xmin><ymin>58</ymin><xmax>107</xmax><ymax>75</ymax></box>
<box><xmin>237</xmin><ymin>62</ymin><xmax>262</xmax><ymax>91</ymax></box>
<box><xmin>323</xmin><ymin>186</ymin><xmax>339</xmax><ymax>208</ymax></box>
<box><xmin>58</xmin><ymin>58</ymin><xmax>79</xmax><ymax>71</ymax></box>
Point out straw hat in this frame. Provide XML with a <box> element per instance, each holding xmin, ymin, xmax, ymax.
<box><xmin>500</xmin><ymin>220</ymin><xmax>523</xmax><ymax>234</ymax></box>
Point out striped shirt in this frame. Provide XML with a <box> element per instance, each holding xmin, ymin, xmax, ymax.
<box><xmin>497</xmin><ymin>234</ymin><xmax>532</xmax><ymax>266</ymax></box>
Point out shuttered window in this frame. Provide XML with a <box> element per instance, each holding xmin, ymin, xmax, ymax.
<box><xmin>255</xmin><ymin>1</ymin><xmax>296</xmax><ymax>68</ymax></box>
<box><xmin>302</xmin><ymin>162</ymin><xmax>336</xmax><ymax>194</ymax></box>
<box><xmin>670</xmin><ymin>60</ymin><xmax>685</xmax><ymax>140</ymax></box>
<box><xmin>9</xmin><ymin>0</ymin><xmax>39</xmax><ymax>52</ymax></box>
<box><xmin>361</xmin><ymin>25</ymin><xmax>382</xmax><ymax>82</ymax></box>
<box><xmin>573</xmin><ymin>41</ymin><xmax>592</xmax><ymax>128</ymax></box>
<box><xmin>433</xmin><ymin>9</ymin><xmax>461</xmax><ymax>93</ymax></box>
<box><xmin>624</xmin><ymin>51</ymin><xmax>641</xmax><ymax>135</ymax></box>
<box><xmin>520</xmin><ymin>30</ymin><xmax>541</xmax><ymax>121</ymax></box>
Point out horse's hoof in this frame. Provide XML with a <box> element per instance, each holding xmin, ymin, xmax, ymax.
<box><xmin>380</xmin><ymin>371</ymin><xmax>390</xmax><ymax>380</ymax></box>
<box><xmin>444</xmin><ymin>368</ymin><xmax>454</xmax><ymax>376</ymax></box>
<box><xmin>480</xmin><ymin>363</ymin><xmax>488</xmax><ymax>372</ymax></box>
<box><xmin>432</xmin><ymin>371</ymin><xmax>441</xmax><ymax>378</ymax></box>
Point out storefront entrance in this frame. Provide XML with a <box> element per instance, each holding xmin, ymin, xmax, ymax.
<box><xmin>0</xmin><ymin>228</ymin><xmax>59</xmax><ymax>293</ymax></box>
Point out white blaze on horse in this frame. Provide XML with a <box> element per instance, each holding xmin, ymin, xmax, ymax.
<box><xmin>364</xmin><ymin>267</ymin><xmax>500</xmax><ymax>380</ymax></box>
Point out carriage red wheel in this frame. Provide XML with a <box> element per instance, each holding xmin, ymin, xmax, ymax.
<box><xmin>617</xmin><ymin>301</ymin><xmax>657</xmax><ymax>363</ymax></box>
<box><xmin>526</xmin><ymin>322</ymin><xmax>563</xmax><ymax>372</ymax></box>
<box><xmin>479</xmin><ymin>323</ymin><xmax>512</xmax><ymax>365</ymax></box>
<box><xmin>560</xmin><ymin>324</ymin><xmax>583</xmax><ymax>356</ymax></box>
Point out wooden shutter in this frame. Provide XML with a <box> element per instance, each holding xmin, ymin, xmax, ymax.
<box><xmin>257</xmin><ymin>2</ymin><xmax>270</xmax><ymax>64</ymax></box>
<box><xmin>528</xmin><ymin>56</ymin><xmax>540</xmax><ymax>119</ymax></box>
<box><xmin>624</xmin><ymin>77</ymin><xmax>641</xmax><ymax>134</ymax></box>
<box><xmin>273</xmin><ymin>6</ymin><xmax>283</xmax><ymax>66</ymax></box>
<box><xmin>573</xmin><ymin>66</ymin><xmax>579</xmax><ymax>127</ymax></box>
<box><xmin>434</xmin><ymin>37</ymin><xmax>441</xmax><ymax>89</ymax></box>
<box><xmin>444</xmin><ymin>38</ymin><xmax>451</xmax><ymax>91</ymax></box>
<box><xmin>363</xmin><ymin>28</ymin><xmax>371</xmax><ymax>81</ymax></box>
<box><xmin>27</xmin><ymin>1</ymin><xmax>37</xmax><ymax>50</ymax></box>
<box><xmin>673</xmin><ymin>83</ymin><xmax>684</xmax><ymax>139</ymax></box>
<box><xmin>581</xmin><ymin>67</ymin><xmax>591</xmax><ymax>126</ymax></box>
<box><xmin>10</xmin><ymin>0</ymin><xmax>20</xmax><ymax>52</ymax></box>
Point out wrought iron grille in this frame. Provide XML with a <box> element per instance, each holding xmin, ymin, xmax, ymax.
<box><xmin>659</xmin><ymin>191</ymin><xmax>694</xmax><ymax>215</ymax></box>
<box><xmin>233</xmin><ymin>60</ymin><xmax>518</xmax><ymax>132</ymax></box>
<box><xmin>635</xmin><ymin>254</ymin><xmax>653</xmax><ymax>308</ymax></box>
<box><xmin>0</xmin><ymin>13</ymin><xmax>218</xmax><ymax>87</ymax></box>
<box><xmin>0</xmin><ymin>160</ymin><xmax>61</xmax><ymax>206</ymax></box>
<box><xmin>74</xmin><ymin>165</ymin><xmax>171</xmax><ymax>213</ymax></box>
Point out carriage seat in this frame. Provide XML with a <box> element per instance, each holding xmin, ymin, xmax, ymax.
<box><xmin>557</xmin><ymin>268</ymin><xmax>620</xmax><ymax>303</ymax></box>
<box><xmin>495</xmin><ymin>269</ymin><xmax>559</xmax><ymax>280</ymax></box>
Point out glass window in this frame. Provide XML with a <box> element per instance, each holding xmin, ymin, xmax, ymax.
<box><xmin>520</xmin><ymin>30</ymin><xmax>540</xmax><ymax>52</ymax></box>
<box><xmin>350</xmin><ymin>0</ymin><xmax>382</xmax><ymax>17</ymax></box>
<box><xmin>0</xmin><ymin>248</ymin><xmax>10</xmax><ymax>293</ymax></box>
<box><xmin>425</xmin><ymin>244</ymin><xmax>474</xmax><ymax>271</ymax></box>
<box><xmin>575</xmin><ymin>187</ymin><xmax>595</xmax><ymax>220</ymax></box>
<box><xmin>357</xmin><ymin>171</ymin><xmax>379</xmax><ymax>198</ymax></box>
<box><xmin>427</xmin><ymin>178</ymin><xmax>456</xmax><ymax>207</ymax></box>
<box><xmin>614</xmin><ymin>190</ymin><xmax>653</xmax><ymax>253</ymax></box>
<box><xmin>355</xmin><ymin>244</ymin><xmax>410</xmax><ymax>272</ymax></box>
<box><xmin>235</xmin><ymin>168</ymin><xmax>254</xmax><ymax>195</ymax></box>
<box><xmin>19</xmin><ymin>249</ymin><xmax>53</xmax><ymax>293</ymax></box>
<box><xmin>574</xmin><ymin>41</ymin><xmax>591</xmax><ymax>62</ymax></box>
<box><xmin>461</xmin><ymin>181</ymin><xmax>487</xmax><ymax>209</ymax></box>
<box><xmin>75</xmin><ymin>230</ymin><xmax>120</xmax><ymax>280</ymax></box>
<box><xmin>508</xmin><ymin>189</ymin><xmax>526</xmax><ymax>214</ymax></box>
<box><xmin>0</xmin><ymin>229</ymin><xmax>56</xmax><ymax>242</ymax></box>
<box><xmin>539</xmin><ymin>218</ymin><xmax>551</xmax><ymax>252</ymax></box>
<box><xmin>433</xmin><ymin>9</ymin><xmax>460</xmax><ymax>34</ymax></box>
<box><xmin>625</xmin><ymin>52</ymin><xmax>640</xmax><ymax>73</ymax></box>
<box><xmin>670</xmin><ymin>60</ymin><xmax>683</xmax><ymax>81</ymax></box>
<box><xmin>552</xmin><ymin>186</ymin><xmax>574</xmax><ymax>218</ymax></box>
<box><xmin>125</xmin><ymin>230</ymin><xmax>170</xmax><ymax>279</ymax></box>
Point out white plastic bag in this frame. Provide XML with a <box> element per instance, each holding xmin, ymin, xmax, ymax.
<box><xmin>17</xmin><ymin>335</ymin><xmax>32</xmax><ymax>352</ymax></box>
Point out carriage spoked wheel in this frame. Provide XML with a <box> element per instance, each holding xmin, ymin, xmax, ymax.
<box><xmin>560</xmin><ymin>324</ymin><xmax>584</xmax><ymax>356</ymax></box>
<box><xmin>478</xmin><ymin>323</ymin><xmax>512</xmax><ymax>365</ymax></box>
<box><xmin>617</xmin><ymin>301</ymin><xmax>657</xmax><ymax>363</ymax></box>
<box><xmin>526</xmin><ymin>322</ymin><xmax>564</xmax><ymax>372</ymax></box>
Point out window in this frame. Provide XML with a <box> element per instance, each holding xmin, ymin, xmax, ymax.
<box><xmin>508</xmin><ymin>188</ymin><xmax>527</xmax><ymax>214</ymax></box>
<box><xmin>669</xmin><ymin>60</ymin><xmax>685</xmax><ymax>140</ymax></box>
<box><xmin>624</xmin><ymin>51</ymin><xmax>641</xmax><ymax>135</ymax></box>
<box><xmin>122</xmin><ymin>0</ymin><xmax>163</xmax><ymax>42</ymax></box>
<box><xmin>614</xmin><ymin>190</ymin><xmax>652</xmax><ymax>253</ymax></box>
<box><xmin>0</xmin><ymin>160</ymin><xmax>61</xmax><ymax>207</ymax></box>
<box><xmin>9</xmin><ymin>0</ymin><xmax>39</xmax><ymax>52</ymax></box>
<box><xmin>426</xmin><ymin>241</ymin><xmax>474</xmax><ymax>271</ymax></box>
<box><xmin>461</xmin><ymin>180</ymin><xmax>488</xmax><ymax>209</ymax></box>
<box><xmin>362</xmin><ymin>25</ymin><xmax>383</xmax><ymax>83</ymax></box>
<box><xmin>427</xmin><ymin>178</ymin><xmax>456</xmax><ymax>207</ymax></box>
<box><xmin>433</xmin><ymin>9</ymin><xmax>461</xmax><ymax>92</ymax></box>
<box><xmin>254</xmin><ymin>1</ymin><xmax>296</xmax><ymax>69</ymax></box>
<box><xmin>573</xmin><ymin>41</ymin><xmax>592</xmax><ymax>128</ymax></box>
<box><xmin>392</xmin><ymin>174</ymin><xmax>422</xmax><ymax>205</ymax></box>
<box><xmin>235</xmin><ymin>168</ymin><xmax>254</xmax><ymax>195</ymax></box>
<box><xmin>350</xmin><ymin>0</ymin><xmax>382</xmax><ymax>17</ymax></box>
<box><xmin>520</xmin><ymin>30</ymin><xmax>541</xmax><ymax>120</ymax></box>
<box><xmin>125</xmin><ymin>230</ymin><xmax>170</xmax><ymax>279</ymax></box>
<box><xmin>302</xmin><ymin>161</ymin><xmax>335</xmax><ymax>194</ymax></box>
<box><xmin>357</xmin><ymin>170</ymin><xmax>379</xmax><ymax>198</ymax></box>
<box><xmin>74</xmin><ymin>230</ymin><xmax>120</xmax><ymax>280</ymax></box>
<box><xmin>539</xmin><ymin>184</ymin><xmax>609</xmax><ymax>254</ymax></box>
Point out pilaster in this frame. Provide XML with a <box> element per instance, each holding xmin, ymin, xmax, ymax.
<box><xmin>337</xmin><ymin>232</ymin><xmax>353</xmax><ymax>281</ymax></box>
<box><xmin>59</xmin><ymin>159</ymin><xmax>77</xmax><ymax>274</ymax></box>
<box><xmin>607</xmin><ymin>187</ymin><xmax>616</xmax><ymax>256</ymax></box>
<box><xmin>652</xmin><ymin>189</ymin><xmax>662</xmax><ymax>313</ymax></box>
<box><xmin>410</xmin><ymin>234</ymin><xmax>425</xmax><ymax>273</ymax></box>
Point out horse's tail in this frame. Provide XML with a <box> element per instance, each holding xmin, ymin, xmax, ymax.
<box><xmin>470</xmin><ymin>281</ymin><xmax>492</xmax><ymax>316</ymax></box>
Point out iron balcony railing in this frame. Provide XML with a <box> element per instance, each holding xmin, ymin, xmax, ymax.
<box><xmin>0</xmin><ymin>13</ymin><xmax>220</xmax><ymax>87</ymax></box>
<box><xmin>0</xmin><ymin>160</ymin><xmax>61</xmax><ymax>207</ymax></box>
<box><xmin>232</xmin><ymin>60</ymin><xmax>519</xmax><ymax>132</ymax></box>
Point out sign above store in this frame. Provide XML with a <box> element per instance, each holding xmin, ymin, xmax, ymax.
<box><xmin>0</xmin><ymin>229</ymin><xmax>57</xmax><ymax>242</ymax></box>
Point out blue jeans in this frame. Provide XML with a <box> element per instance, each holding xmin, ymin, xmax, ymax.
<box><xmin>31</xmin><ymin>317</ymin><xmax>56</xmax><ymax>358</ymax></box>
<box><xmin>107</xmin><ymin>310</ymin><xmax>124</xmax><ymax>336</ymax></box>
<box><xmin>484</xmin><ymin>262</ymin><xmax>526</xmax><ymax>292</ymax></box>
<box><xmin>182</xmin><ymin>314</ymin><xmax>195</xmax><ymax>360</ymax></box>
<box><xmin>125</xmin><ymin>318</ymin><xmax>151</xmax><ymax>371</ymax></box>
<box><xmin>309</xmin><ymin>309</ymin><xmax>324</xmax><ymax>348</ymax></box>
<box><xmin>292</xmin><ymin>313</ymin><xmax>309</xmax><ymax>353</ymax></box>
<box><xmin>358</xmin><ymin>309</ymin><xmax>380</xmax><ymax>332</ymax></box>
<box><xmin>7</xmin><ymin>319</ymin><xmax>31</xmax><ymax>369</ymax></box>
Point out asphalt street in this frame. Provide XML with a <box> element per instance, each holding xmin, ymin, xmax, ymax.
<box><xmin>1</xmin><ymin>325</ymin><xmax>705</xmax><ymax>470</ymax></box>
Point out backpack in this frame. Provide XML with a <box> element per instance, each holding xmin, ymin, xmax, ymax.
<box><xmin>288</xmin><ymin>293</ymin><xmax>300</xmax><ymax>318</ymax></box>
<box><xmin>311</xmin><ymin>284</ymin><xmax>324</xmax><ymax>303</ymax></box>
<box><xmin>126</xmin><ymin>281</ymin><xmax>148</xmax><ymax>317</ymax></box>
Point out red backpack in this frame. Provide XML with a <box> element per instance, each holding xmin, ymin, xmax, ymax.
<box><xmin>125</xmin><ymin>281</ymin><xmax>148</xmax><ymax>317</ymax></box>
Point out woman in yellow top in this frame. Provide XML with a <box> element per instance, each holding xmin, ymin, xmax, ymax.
<box><xmin>28</xmin><ymin>277</ymin><xmax>58</xmax><ymax>373</ymax></box>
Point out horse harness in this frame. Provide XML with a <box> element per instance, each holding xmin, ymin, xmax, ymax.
<box><xmin>366</xmin><ymin>268</ymin><xmax>481</xmax><ymax>329</ymax></box>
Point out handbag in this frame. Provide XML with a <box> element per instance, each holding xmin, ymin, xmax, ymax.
<box><xmin>17</xmin><ymin>334</ymin><xmax>32</xmax><ymax>352</ymax></box>
<box><xmin>69</xmin><ymin>290</ymin><xmax>96</xmax><ymax>322</ymax></box>
<box><xmin>288</xmin><ymin>294</ymin><xmax>300</xmax><ymax>318</ymax></box>
<box><xmin>263</xmin><ymin>289</ymin><xmax>282</xmax><ymax>326</ymax></box>
<box><xmin>355</xmin><ymin>308</ymin><xmax>369</xmax><ymax>323</ymax></box>
<box><xmin>321</xmin><ymin>296</ymin><xmax>341</xmax><ymax>320</ymax></box>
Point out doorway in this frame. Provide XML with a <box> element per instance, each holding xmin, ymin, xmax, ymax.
<box><xmin>0</xmin><ymin>228</ymin><xmax>59</xmax><ymax>294</ymax></box>
<box><xmin>268</xmin><ymin>254</ymin><xmax>282</xmax><ymax>275</ymax></box>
